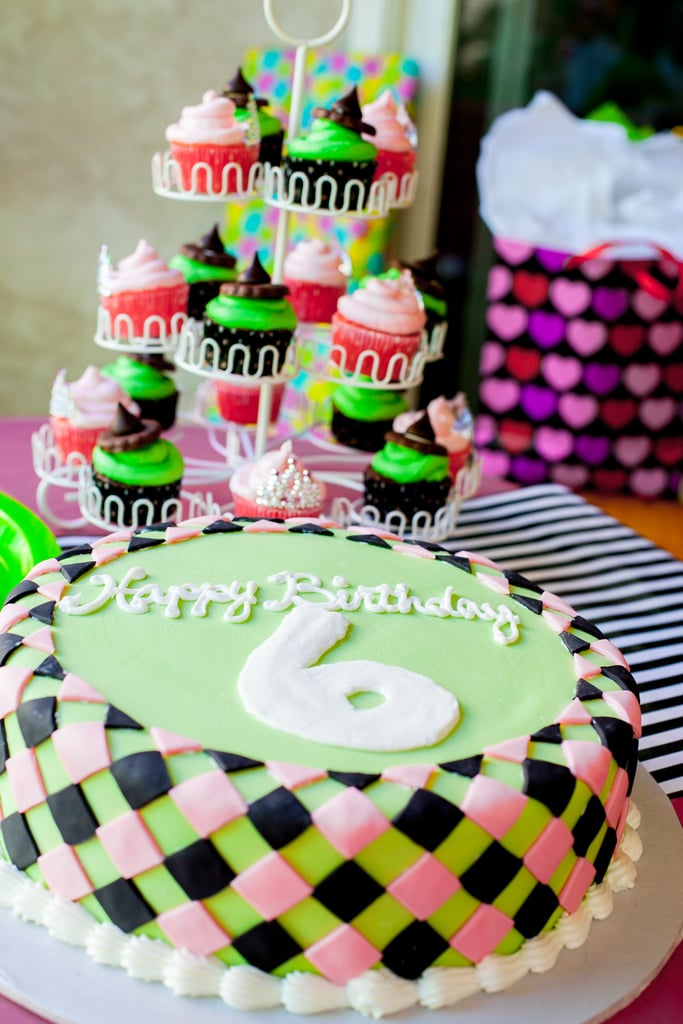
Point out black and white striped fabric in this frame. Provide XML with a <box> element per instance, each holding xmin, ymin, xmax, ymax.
<box><xmin>447</xmin><ymin>484</ymin><xmax>683</xmax><ymax>798</ymax></box>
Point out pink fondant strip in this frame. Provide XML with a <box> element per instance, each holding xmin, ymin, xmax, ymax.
<box><xmin>158</xmin><ymin>901</ymin><xmax>231</xmax><ymax>956</ymax></box>
<box><xmin>541</xmin><ymin>611</ymin><xmax>572</xmax><ymax>634</ymax></box>
<box><xmin>305</xmin><ymin>925</ymin><xmax>381</xmax><ymax>985</ymax></box>
<box><xmin>347</xmin><ymin>526</ymin><xmax>401</xmax><ymax>541</ymax></box>
<box><xmin>165</xmin><ymin>527</ymin><xmax>203</xmax><ymax>544</ymax></box>
<box><xmin>590</xmin><ymin>639</ymin><xmax>630</xmax><ymax>669</ymax></box>
<box><xmin>381</xmin><ymin>764</ymin><xmax>435</xmax><ymax>789</ymax></box>
<box><xmin>150</xmin><ymin>727</ymin><xmax>202</xmax><ymax>756</ymax></box>
<box><xmin>483</xmin><ymin>736</ymin><xmax>530</xmax><ymax>763</ymax></box>
<box><xmin>554</xmin><ymin>698</ymin><xmax>593</xmax><ymax>727</ymax></box>
<box><xmin>58</xmin><ymin>673</ymin><xmax>107</xmax><ymax>703</ymax></box>
<box><xmin>52</xmin><ymin>721</ymin><xmax>111</xmax><ymax>783</ymax></box>
<box><xmin>92</xmin><ymin>545</ymin><xmax>129</xmax><ymax>567</ymax></box>
<box><xmin>169</xmin><ymin>771</ymin><xmax>247</xmax><ymax>837</ymax></box>
<box><xmin>242</xmin><ymin>521</ymin><xmax>288</xmax><ymax>533</ymax></box>
<box><xmin>602</xmin><ymin>692</ymin><xmax>642</xmax><ymax>737</ymax></box>
<box><xmin>21</xmin><ymin>626</ymin><xmax>55</xmax><ymax>655</ymax></box>
<box><xmin>37</xmin><ymin>581</ymin><xmax>67</xmax><ymax>602</ymax></box>
<box><xmin>232</xmin><ymin>851</ymin><xmax>313</xmax><ymax>919</ymax></box>
<box><xmin>38</xmin><ymin>844</ymin><xmax>94</xmax><ymax>901</ymax></box>
<box><xmin>91</xmin><ymin>529</ymin><xmax>134</xmax><ymax>546</ymax></box>
<box><xmin>615</xmin><ymin>799</ymin><xmax>629</xmax><ymax>844</ymax></box>
<box><xmin>541</xmin><ymin>592</ymin><xmax>577</xmax><ymax>617</ymax></box>
<box><xmin>96</xmin><ymin>811</ymin><xmax>164</xmax><ymax>878</ymax></box>
<box><xmin>393</xmin><ymin>543</ymin><xmax>436</xmax><ymax>559</ymax></box>
<box><xmin>460</xmin><ymin>775</ymin><xmax>528</xmax><ymax>840</ymax></box>
<box><xmin>561</xmin><ymin>740</ymin><xmax>613</xmax><ymax>796</ymax></box>
<box><xmin>458</xmin><ymin>551</ymin><xmax>496</xmax><ymax>570</ymax></box>
<box><xmin>474</xmin><ymin>571</ymin><xmax>510</xmax><ymax>595</ymax></box>
<box><xmin>0</xmin><ymin>605</ymin><xmax>29</xmax><ymax>632</ymax></box>
<box><xmin>6</xmin><ymin>748</ymin><xmax>47</xmax><ymax>812</ymax></box>
<box><xmin>559</xmin><ymin>857</ymin><xmax>596</xmax><ymax>914</ymax></box>
<box><xmin>27</xmin><ymin>558</ymin><xmax>63</xmax><ymax>579</ymax></box>
<box><xmin>0</xmin><ymin>666</ymin><xmax>34</xmax><ymax>717</ymax></box>
<box><xmin>265</xmin><ymin>761</ymin><xmax>327</xmax><ymax>790</ymax></box>
<box><xmin>523</xmin><ymin>817</ymin><xmax>574</xmax><ymax>885</ymax></box>
<box><xmin>604</xmin><ymin>768</ymin><xmax>629</xmax><ymax>828</ymax></box>
<box><xmin>387</xmin><ymin>852</ymin><xmax>460</xmax><ymax>919</ymax></box>
<box><xmin>573</xmin><ymin>653</ymin><xmax>603</xmax><ymax>680</ymax></box>
<box><xmin>450</xmin><ymin>904</ymin><xmax>513</xmax><ymax>962</ymax></box>
<box><xmin>311</xmin><ymin>787</ymin><xmax>390</xmax><ymax>858</ymax></box>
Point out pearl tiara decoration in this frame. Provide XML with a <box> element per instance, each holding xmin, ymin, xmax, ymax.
<box><xmin>256</xmin><ymin>456</ymin><xmax>322</xmax><ymax>509</ymax></box>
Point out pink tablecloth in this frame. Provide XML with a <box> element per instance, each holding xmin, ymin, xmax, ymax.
<box><xmin>0</xmin><ymin>417</ymin><xmax>681</xmax><ymax>1023</ymax></box>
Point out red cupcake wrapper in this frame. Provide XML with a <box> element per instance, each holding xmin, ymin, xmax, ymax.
<box><xmin>51</xmin><ymin>419</ymin><xmax>105</xmax><ymax>464</ymax></box>
<box><xmin>215</xmin><ymin>380</ymin><xmax>286</xmax><ymax>426</ymax></box>
<box><xmin>232</xmin><ymin>495</ymin><xmax>323</xmax><ymax>520</ymax></box>
<box><xmin>374</xmin><ymin>149</ymin><xmax>417</xmax><ymax>184</ymax></box>
<box><xmin>100</xmin><ymin>283</ymin><xmax>189</xmax><ymax>339</ymax></box>
<box><xmin>283</xmin><ymin>277</ymin><xmax>346</xmax><ymax>324</ymax></box>
<box><xmin>330</xmin><ymin>312</ymin><xmax>422</xmax><ymax>381</ymax></box>
<box><xmin>170</xmin><ymin>141</ymin><xmax>259</xmax><ymax>195</ymax></box>
<box><xmin>447</xmin><ymin>444</ymin><xmax>473</xmax><ymax>480</ymax></box>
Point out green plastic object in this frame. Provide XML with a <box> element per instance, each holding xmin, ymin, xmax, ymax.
<box><xmin>585</xmin><ymin>101</ymin><xmax>655</xmax><ymax>142</ymax></box>
<box><xmin>0</xmin><ymin>492</ymin><xmax>60</xmax><ymax>605</ymax></box>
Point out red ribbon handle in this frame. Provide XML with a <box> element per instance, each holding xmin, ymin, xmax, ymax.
<box><xmin>565</xmin><ymin>242</ymin><xmax>683</xmax><ymax>303</ymax></box>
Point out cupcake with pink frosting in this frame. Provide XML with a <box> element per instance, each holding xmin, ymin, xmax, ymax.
<box><xmin>230</xmin><ymin>441</ymin><xmax>325</xmax><ymax>520</ymax></box>
<box><xmin>331</xmin><ymin>270</ymin><xmax>426</xmax><ymax>380</ymax></box>
<box><xmin>165</xmin><ymin>89</ymin><xmax>259</xmax><ymax>195</ymax></box>
<box><xmin>283</xmin><ymin>238</ymin><xmax>347</xmax><ymax>324</ymax></box>
<box><xmin>394</xmin><ymin>393</ymin><xmax>474</xmax><ymax>479</ymax></box>
<box><xmin>361</xmin><ymin>90</ymin><xmax>417</xmax><ymax>184</ymax></box>
<box><xmin>49</xmin><ymin>366</ymin><xmax>140</xmax><ymax>463</ymax></box>
<box><xmin>98</xmin><ymin>240</ymin><xmax>188</xmax><ymax>339</ymax></box>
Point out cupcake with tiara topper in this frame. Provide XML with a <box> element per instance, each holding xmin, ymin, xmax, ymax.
<box><xmin>230</xmin><ymin>441</ymin><xmax>325</xmax><ymax>520</ymax></box>
<box><xmin>165</xmin><ymin>88</ymin><xmax>259</xmax><ymax>195</ymax></box>
<box><xmin>283</xmin><ymin>238</ymin><xmax>348</xmax><ymax>324</ymax></box>
<box><xmin>283</xmin><ymin>86</ymin><xmax>377</xmax><ymax>209</ymax></box>
<box><xmin>98</xmin><ymin>240</ymin><xmax>188</xmax><ymax>340</ymax></box>
<box><xmin>222</xmin><ymin>67</ymin><xmax>284</xmax><ymax>166</ymax></box>
<box><xmin>361</xmin><ymin>89</ymin><xmax>417</xmax><ymax>185</ymax></box>
<box><xmin>49</xmin><ymin>366</ymin><xmax>140</xmax><ymax>464</ymax></box>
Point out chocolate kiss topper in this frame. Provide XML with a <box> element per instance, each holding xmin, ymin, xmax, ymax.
<box><xmin>312</xmin><ymin>86</ymin><xmax>376</xmax><ymax>137</ymax></box>
<box><xmin>97</xmin><ymin>404</ymin><xmax>162</xmax><ymax>454</ymax></box>
<box><xmin>385</xmin><ymin>411</ymin><xmax>447</xmax><ymax>456</ymax></box>
<box><xmin>222</xmin><ymin>67</ymin><xmax>268</xmax><ymax>109</ymax></box>
<box><xmin>219</xmin><ymin>253</ymin><xmax>289</xmax><ymax>299</ymax></box>
<box><xmin>180</xmin><ymin>224</ymin><xmax>237</xmax><ymax>269</ymax></box>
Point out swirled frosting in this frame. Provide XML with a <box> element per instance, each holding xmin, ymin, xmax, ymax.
<box><xmin>283</xmin><ymin>239</ymin><xmax>347</xmax><ymax>286</ymax></box>
<box><xmin>166</xmin><ymin>90</ymin><xmax>249</xmax><ymax>145</ymax></box>
<box><xmin>230</xmin><ymin>441</ymin><xmax>324</xmax><ymax>509</ymax></box>
<box><xmin>100</xmin><ymin>240</ymin><xmax>185</xmax><ymax>296</ymax></box>
<box><xmin>394</xmin><ymin>394</ymin><xmax>473</xmax><ymax>456</ymax></box>
<box><xmin>361</xmin><ymin>91</ymin><xmax>415</xmax><ymax>153</ymax></box>
<box><xmin>49</xmin><ymin>366</ymin><xmax>139</xmax><ymax>426</ymax></box>
<box><xmin>337</xmin><ymin>271</ymin><xmax>425</xmax><ymax>334</ymax></box>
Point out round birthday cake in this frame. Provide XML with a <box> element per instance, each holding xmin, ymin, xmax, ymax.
<box><xmin>0</xmin><ymin>517</ymin><xmax>641</xmax><ymax>1015</ymax></box>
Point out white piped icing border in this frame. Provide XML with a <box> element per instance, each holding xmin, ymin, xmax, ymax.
<box><xmin>0</xmin><ymin>805</ymin><xmax>641</xmax><ymax>1018</ymax></box>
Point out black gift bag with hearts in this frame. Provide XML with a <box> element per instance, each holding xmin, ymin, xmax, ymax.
<box><xmin>475</xmin><ymin>237</ymin><xmax>683</xmax><ymax>498</ymax></box>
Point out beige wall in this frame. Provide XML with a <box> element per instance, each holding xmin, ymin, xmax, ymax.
<box><xmin>0</xmin><ymin>0</ymin><xmax>347</xmax><ymax>416</ymax></box>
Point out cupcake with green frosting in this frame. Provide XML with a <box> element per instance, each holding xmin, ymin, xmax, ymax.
<box><xmin>169</xmin><ymin>224</ymin><xmax>237</xmax><ymax>320</ymax></box>
<box><xmin>92</xmin><ymin>405</ymin><xmax>184</xmax><ymax>526</ymax></box>
<box><xmin>331</xmin><ymin>377</ymin><xmax>408</xmax><ymax>451</ymax></box>
<box><xmin>363</xmin><ymin>411</ymin><xmax>452</xmax><ymax>521</ymax></box>
<box><xmin>202</xmin><ymin>253</ymin><xmax>296</xmax><ymax>376</ymax></box>
<box><xmin>101</xmin><ymin>354</ymin><xmax>179</xmax><ymax>431</ymax></box>
<box><xmin>223</xmin><ymin>67</ymin><xmax>284</xmax><ymax>166</ymax></box>
<box><xmin>284</xmin><ymin>86</ymin><xmax>377</xmax><ymax>210</ymax></box>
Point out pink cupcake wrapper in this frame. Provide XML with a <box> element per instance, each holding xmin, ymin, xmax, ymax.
<box><xmin>374</xmin><ymin>149</ymin><xmax>417</xmax><ymax>183</ymax></box>
<box><xmin>51</xmin><ymin>419</ymin><xmax>105</xmax><ymax>464</ymax></box>
<box><xmin>100</xmin><ymin>283</ymin><xmax>189</xmax><ymax>338</ymax></box>
<box><xmin>170</xmin><ymin>141</ymin><xmax>259</xmax><ymax>195</ymax></box>
<box><xmin>330</xmin><ymin>313</ymin><xmax>422</xmax><ymax>381</ymax></box>
<box><xmin>232</xmin><ymin>495</ymin><xmax>323</xmax><ymax>520</ymax></box>
<box><xmin>283</xmin><ymin>277</ymin><xmax>346</xmax><ymax>324</ymax></box>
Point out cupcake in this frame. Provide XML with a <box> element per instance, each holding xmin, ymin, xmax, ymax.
<box><xmin>283</xmin><ymin>238</ymin><xmax>347</xmax><ymax>324</ymax></box>
<box><xmin>330</xmin><ymin>378</ymin><xmax>408</xmax><ymax>452</ymax></box>
<box><xmin>165</xmin><ymin>89</ymin><xmax>259</xmax><ymax>195</ymax></box>
<box><xmin>202</xmin><ymin>254</ymin><xmax>296</xmax><ymax>377</ymax></box>
<box><xmin>283</xmin><ymin>87</ymin><xmax>377</xmax><ymax>209</ymax></box>
<box><xmin>214</xmin><ymin>378</ymin><xmax>286</xmax><ymax>426</ymax></box>
<box><xmin>396</xmin><ymin>252</ymin><xmax>448</xmax><ymax>339</ymax></box>
<box><xmin>331</xmin><ymin>270</ymin><xmax>426</xmax><ymax>380</ymax></box>
<box><xmin>361</xmin><ymin>90</ymin><xmax>417</xmax><ymax>185</ymax></box>
<box><xmin>169</xmin><ymin>224</ymin><xmax>238</xmax><ymax>320</ymax></box>
<box><xmin>98</xmin><ymin>240</ymin><xmax>188</xmax><ymax>339</ymax></box>
<box><xmin>363</xmin><ymin>412</ymin><xmax>452</xmax><ymax>521</ymax></box>
<box><xmin>222</xmin><ymin>67</ymin><xmax>284</xmax><ymax>166</ymax></box>
<box><xmin>91</xmin><ymin>405</ymin><xmax>184</xmax><ymax>527</ymax></box>
<box><xmin>230</xmin><ymin>441</ymin><xmax>325</xmax><ymax>519</ymax></box>
<box><xmin>101</xmin><ymin>355</ymin><xmax>179</xmax><ymax>431</ymax></box>
<box><xmin>49</xmin><ymin>366</ymin><xmax>140</xmax><ymax>464</ymax></box>
<box><xmin>394</xmin><ymin>393</ymin><xmax>473</xmax><ymax>479</ymax></box>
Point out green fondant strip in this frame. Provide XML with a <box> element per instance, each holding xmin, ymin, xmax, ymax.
<box><xmin>332</xmin><ymin>379</ymin><xmax>408</xmax><ymax>422</ymax></box>
<box><xmin>287</xmin><ymin>119</ymin><xmax>377</xmax><ymax>162</ymax></box>
<box><xmin>92</xmin><ymin>439</ymin><xmax>183</xmax><ymax>487</ymax></box>
<box><xmin>204</xmin><ymin>293</ymin><xmax>296</xmax><ymax>332</ymax></box>
<box><xmin>168</xmin><ymin>254</ymin><xmax>238</xmax><ymax>286</ymax></box>
<box><xmin>101</xmin><ymin>357</ymin><xmax>176</xmax><ymax>401</ymax></box>
<box><xmin>371</xmin><ymin>441</ymin><xmax>450</xmax><ymax>483</ymax></box>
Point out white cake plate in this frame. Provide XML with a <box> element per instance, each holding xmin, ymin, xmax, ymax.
<box><xmin>0</xmin><ymin>767</ymin><xmax>680</xmax><ymax>1024</ymax></box>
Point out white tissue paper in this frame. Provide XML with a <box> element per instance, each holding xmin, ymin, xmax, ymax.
<box><xmin>477</xmin><ymin>91</ymin><xmax>683</xmax><ymax>259</ymax></box>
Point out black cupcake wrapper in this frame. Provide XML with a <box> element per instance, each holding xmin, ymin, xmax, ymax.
<box><xmin>259</xmin><ymin>131</ymin><xmax>284</xmax><ymax>166</ymax></box>
<box><xmin>363</xmin><ymin>468</ymin><xmax>452</xmax><ymax>520</ymax></box>
<box><xmin>283</xmin><ymin>157</ymin><xmax>377</xmax><ymax>209</ymax></box>
<box><xmin>92</xmin><ymin>472</ymin><xmax>182</xmax><ymax>527</ymax></box>
<box><xmin>201</xmin><ymin>322</ymin><xmax>294</xmax><ymax>376</ymax></box>
<box><xmin>187</xmin><ymin>280</ymin><xmax>231</xmax><ymax>321</ymax></box>
<box><xmin>331</xmin><ymin>409</ymin><xmax>393</xmax><ymax>453</ymax></box>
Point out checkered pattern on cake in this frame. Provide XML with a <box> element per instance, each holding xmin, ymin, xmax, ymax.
<box><xmin>0</xmin><ymin>520</ymin><xmax>640</xmax><ymax>981</ymax></box>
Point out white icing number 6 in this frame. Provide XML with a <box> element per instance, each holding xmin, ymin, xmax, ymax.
<box><xmin>237</xmin><ymin>605</ymin><xmax>459</xmax><ymax>751</ymax></box>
